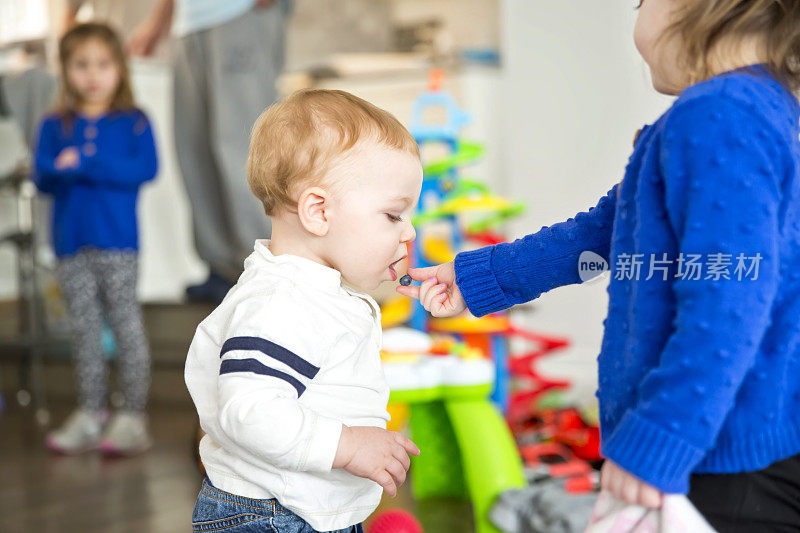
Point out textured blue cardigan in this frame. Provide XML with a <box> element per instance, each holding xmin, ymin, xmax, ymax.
<box><xmin>33</xmin><ymin>110</ymin><xmax>158</xmax><ymax>257</ymax></box>
<box><xmin>454</xmin><ymin>65</ymin><xmax>800</xmax><ymax>493</ymax></box>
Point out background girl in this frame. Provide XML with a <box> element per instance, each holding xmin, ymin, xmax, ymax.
<box><xmin>33</xmin><ymin>23</ymin><xmax>158</xmax><ymax>455</ymax></box>
<box><xmin>400</xmin><ymin>0</ymin><xmax>800</xmax><ymax>530</ymax></box>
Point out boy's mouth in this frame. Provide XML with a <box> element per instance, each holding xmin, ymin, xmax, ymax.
<box><xmin>388</xmin><ymin>256</ymin><xmax>406</xmax><ymax>281</ymax></box>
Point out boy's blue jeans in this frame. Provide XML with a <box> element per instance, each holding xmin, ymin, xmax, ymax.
<box><xmin>192</xmin><ymin>478</ymin><xmax>364</xmax><ymax>533</ymax></box>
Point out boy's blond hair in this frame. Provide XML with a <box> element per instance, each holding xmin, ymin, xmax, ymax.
<box><xmin>247</xmin><ymin>89</ymin><xmax>420</xmax><ymax>215</ymax></box>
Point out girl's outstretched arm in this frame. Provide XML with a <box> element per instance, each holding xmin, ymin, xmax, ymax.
<box><xmin>454</xmin><ymin>183</ymin><xmax>619</xmax><ymax>317</ymax></box>
<box><xmin>398</xmin><ymin>185</ymin><xmax>619</xmax><ymax>317</ymax></box>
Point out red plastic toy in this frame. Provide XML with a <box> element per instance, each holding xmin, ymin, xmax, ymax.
<box><xmin>505</xmin><ymin>327</ymin><xmax>571</xmax><ymax>425</ymax></box>
<box><xmin>519</xmin><ymin>441</ymin><xmax>598</xmax><ymax>494</ymax></box>
<box><xmin>513</xmin><ymin>407</ymin><xmax>601</xmax><ymax>462</ymax></box>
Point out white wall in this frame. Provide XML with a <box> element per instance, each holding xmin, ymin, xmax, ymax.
<box><xmin>499</xmin><ymin>0</ymin><xmax>674</xmax><ymax>403</ymax></box>
<box><xmin>131</xmin><ymin>59</ymin><xmax>207</xmax><ymax>301</ymax></box>
<box><xmin>2</xmin><ymin>2</ymin><xmax>677</xmax><ymax>399</ymax></box>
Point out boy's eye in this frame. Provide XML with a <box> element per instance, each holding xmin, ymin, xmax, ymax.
<box><xmin>386</xmin><ymin>213</ymin><xmax>402</xmax><ymax>223</ymax></box>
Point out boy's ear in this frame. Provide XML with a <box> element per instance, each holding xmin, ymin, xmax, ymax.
<box><xmin>297</xmin><ymin>187</ymin><xmax>329</xmax><ymax>237</ymax></box>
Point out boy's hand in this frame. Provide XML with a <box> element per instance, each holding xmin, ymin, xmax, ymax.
<box><xmin>333</xmin><ymin>426</ymin><xmax>420</xmax><ymax>497</ymax></box>
<box><xmin>600</xmin><ymin>459</ymin><xmax>663</xmax><ymax>508</ymax></box>
<box><xmin>55</xmin><ymin>147</ymin><xmax>80</xmax><ymax>170</ymax></box>
<box><xmin>395</xmin><ymin>262</ymin><xmax>466</xmax><ymax>318</ymax></box>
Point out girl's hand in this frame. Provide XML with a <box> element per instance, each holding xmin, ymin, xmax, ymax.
<box><xmin>55</xmin><ymin>147</ymin><xmax>80</xmax><ymax>170</ymax></box>
<box><xmin>395</xmin><ymin>262</ymin><xmax>467</xmax><ymax>318</ymax></box>
<box><xmin>600</xmin><ymin>459</ymin><xmax>663</xmax><ymax>508</ymax></box>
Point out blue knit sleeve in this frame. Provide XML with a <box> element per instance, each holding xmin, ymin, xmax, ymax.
<box><xmin>602</xmin><ymin>95</ymin><xmax>783</xmax><ymax>493</ymax></box>
<box><xmin>78</xmin><ymin>111</ymin><xmax>158</xmax><ymax>189</ymax></box>
<box><xmin>453</xmin><ymin>184</ymin><xmax>618</xmax><ymax>317</ymax></box>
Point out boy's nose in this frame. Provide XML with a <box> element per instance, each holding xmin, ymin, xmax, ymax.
<box><xmin>402</xmin><ymin>225</ymin><xmax>416</xmax><ymax>243</ymax></box>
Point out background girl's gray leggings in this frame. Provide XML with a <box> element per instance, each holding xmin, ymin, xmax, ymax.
<box><xmin>57</xmin><ymin>248</ymin><xmax>150</xmax><ymax>411</ymax></box>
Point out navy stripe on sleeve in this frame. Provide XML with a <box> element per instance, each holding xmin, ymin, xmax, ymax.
<box><xmin>219</xmin><ymin>358</ymin><xmax>306</xmax><ymax>397</ymax></box>
<box><xmin>220</xmin><ymin>336</ymin><xmax>319</xmax><ymax>379</ymax></box>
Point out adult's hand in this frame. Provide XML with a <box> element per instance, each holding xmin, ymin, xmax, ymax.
<box><xmin>128</xmin><ymin>20</ymin><xmax>163</xmax><ymax>57</ymax></box>
<box><xmin>127</xmin><ymin>0</ymin><xmax>174</xmax><ymax>57</ymax></box>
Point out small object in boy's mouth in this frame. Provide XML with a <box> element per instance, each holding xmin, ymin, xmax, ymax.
<box><xmin>399</xmin><ymin>274</ymin><xmax>412</xmax><ymax>286</ymax></box>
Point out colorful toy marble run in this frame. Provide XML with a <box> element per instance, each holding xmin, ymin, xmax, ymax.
<box><xmin>381</xmin><ymin>328</ymin><xmax>525</xmax><ymax>533</ymax></box>
<box><xmin>376</xmin><ymin>70</ymin><xmax>582</xmax><ymax>533</ymax></box>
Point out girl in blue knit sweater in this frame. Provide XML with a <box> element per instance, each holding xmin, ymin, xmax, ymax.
<box><xmin>399</xmin><ymin>1</ymin><xmax>800</xmax><ymax>530</ymax></box>
<box><xmin>34</xmin><ymin>23</ymin><xmax>158</xmax><ymax>455</ymax></box>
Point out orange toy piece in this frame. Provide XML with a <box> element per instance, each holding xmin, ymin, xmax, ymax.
<box><xmin>428</xmin><ymin>68</ymin><xmax>445</xmax><ymax>91</ymax></box>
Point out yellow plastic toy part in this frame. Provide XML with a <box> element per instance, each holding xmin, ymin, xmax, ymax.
<box><xmin>380</xmin><ymin>296</ymin><xmax>412</xmax><ymax>329</ymax></box>
<box><xmin>422</xmin><ymin>235</ymin><xmax>457</xmax><ymax>264</ymax></box>
<box><xmin>412</xmin><ymin>193</ymin><xmax>525</xmax><ymax>233</ymax></box>
<box><xmin>386</xmin><ymin>402</ymin><xmax>410</xmax><ymax>432</ymax></box>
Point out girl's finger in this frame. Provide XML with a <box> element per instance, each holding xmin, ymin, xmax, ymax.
<box><xmin>407</xmin><ymin>266</ymin><xmax>439</xmax><ymax>282</ymax></box>
<box><xmin>422</xmin><ymin>283</ymin><xmax>445</xmax><ymax>311</ymax></box>
<box><xmin>599</xmin><ymin>462</ymin><xmax>609</xmax><ymax>491</ymax></box>
<box><xmin>395</xmin><ymin>285</ymin><xmax>420</xmax><ymax>299</ymax></box>
<box><xmin>621</xmin><ymin>477</ymin><xmax>639</xmax><ymax>506</ymax></box>
<box><xmin>418</xmin><ymin>277</ymin><xmax>439</xmax><ymax>309</ymax></box>
<box><xmin>608</xmin><ymin>466</ymin><xmax>624</xmax><ymax>501</ymax></box>
<box><xmin>435</xmin><ymin>293</ymin><xmax>449</xmax><ymax>313</ymax></box>
<box><xmin>639</xmin><ymin>485</ymin><xmax>662</xmax><ymax>509</ymax></box>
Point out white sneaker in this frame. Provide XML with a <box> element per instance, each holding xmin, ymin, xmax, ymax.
<box><xmin>46</xmin><ymin>408</ymin><xmax>106</xmax><ymax>454</ymax></box>
<box><xmin>99</xmin><ymin>411</ymin><xmax>153</xmax><ymax>456</ymax></box>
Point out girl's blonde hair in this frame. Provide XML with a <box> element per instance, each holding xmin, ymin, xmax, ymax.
<box><xmin>55</xmin><ymin>23</ymin><xmax>135</xmax><ymax>125</ymax></box>
<box><xmin>666</xmin><ymin>0</ymin><xmax>800</xmax><ymax>91</ymax></box>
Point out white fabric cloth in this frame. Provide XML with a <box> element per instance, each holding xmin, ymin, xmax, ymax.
<box><xmin>172</xmin><ymin>0</ymin><xmax>256</xmax><ymax>36</ymax></box>
<box><xmin>185</xmin><ymin>240</ymin><xmax>390</xmax><ymax>531</ymax></box>
<box><xmin>586</xmin><ymin>491</ymin><xmax>717</xmax><ymax>533</ymax></box>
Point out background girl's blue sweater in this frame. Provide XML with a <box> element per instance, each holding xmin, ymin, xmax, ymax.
<box><xmin>454</xmin><ymin>65</ymin><xmax>800</xmax><ymax>493</ymax></box>
<box><xmin>33</xmin><ymin>110</ymin><xmax>158</xmax><ymax>257</ymax></box>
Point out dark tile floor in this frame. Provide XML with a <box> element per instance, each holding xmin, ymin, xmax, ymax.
<box><xmin>0</xmin><ymin>302</ymin><xmax>473</xmax><ymax>533</ymax></box>
<box><xmin>0</xmin><ymin>403</ymin><xmax>473</xmax><ymax>533</ymax></box>
<box><xmin>0</xmin><ymin>403</ymin><xmax>202</xmax><ymax>533</ymax></box>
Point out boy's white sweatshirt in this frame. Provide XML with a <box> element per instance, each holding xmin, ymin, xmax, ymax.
<box><xmin>185</xmin><ymin>240</ymin><xmax>390</xmax><ymax>531</ymax></box>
